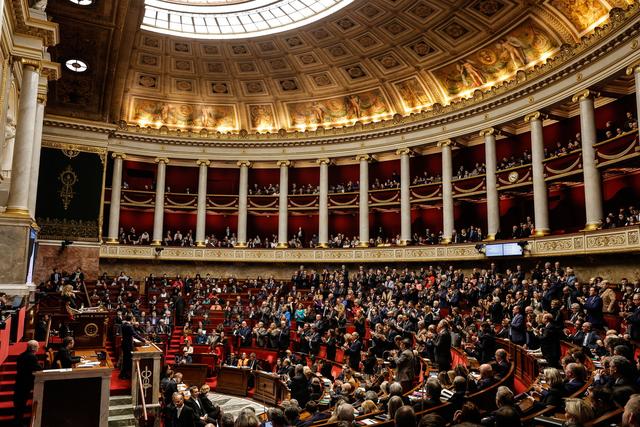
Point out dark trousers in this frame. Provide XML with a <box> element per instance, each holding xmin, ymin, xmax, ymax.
<box><xmin>120</xmin><ymin>348</ymin><xmax>132</xmax><ymax>378</ymax></box>
<box><xmin>13</xmin><ymin>391</ymin><xmax>28</xmax><ymax>427</ymax></box>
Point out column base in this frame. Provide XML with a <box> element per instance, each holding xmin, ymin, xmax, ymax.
<box><xmin>150</xmin><ymin>240</ymin><xmax>162</xmax><ymax>246</ymax></box>
<box><xmin>582</xmin><ymin>222</ymin><xmax>602</xmax><ymax>232</ymax></box>
<box><xmin>234</xmin><ymin>242</ymin><xmax>247</xmax><ymax>248</ymax></box>
<box><xmin>440</xmin><ymin>237</ymin><xmax>451</xmax><ymax>245</ymax></box>
<box><xmin>276</xmin><ymin>242</ymin><xmax>289</xmax><ymax>248</ymax></box>
<box><xmin>484</xmin><ymin>234</ymin><xmax>497</xmax><ymax>242</ymax></box>
<box><xmin>316</xmin><ymin>242</ymin><xmax>329</xmax><ymax>248</ymax></box>
<box><xmin>356</xmin><ymin>241</ymin><xmax>369</xmax><ymax>248</ymax></box>
<box><xmin>2</xmin><ymin>208</ymin><xmax>31</xmax><ymax>218</ymax></box>
<box><xmin>533</xmin><ymin>228</ymin><xmax>550</xmax><ymax>237</ymax></box>
<box><xmin>195</xmin><ymin>241</ymin><xmax>206</xmax><ymax>248</ymax></box>
<box><xmin>105</xmin><ymin>238</ymin><xmax>119</xmax><ymax>244</ymax></box>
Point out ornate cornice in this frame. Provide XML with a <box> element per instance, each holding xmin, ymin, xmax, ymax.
<box><xmin>41</xmin><ymin>141</ymin><xmax>106</xmax><ymax>156</ymax></box>
<box><xmin>10</xmin><ymin>0</ymin><xmax>59</xmax><ymax>47</ymax></box>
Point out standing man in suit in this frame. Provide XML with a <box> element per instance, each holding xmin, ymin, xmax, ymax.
<box><xmin>344</xmin><ymin>332</ymin><xmax>362</xmax><ymax>371</ymax></box>
<box><xmin>537</xmin><ymin>313</ymin><xmax>562</xmax><ymax>368</ymax></box>
<box><xmin>583</xmin><ymin>286</ymin><xmax>603</xmax><ymax>329</ymax></box>
<box><xmin>509</xmin><ymin>306</ymin><xmax>526</xmax><ymax>345</ymax></box>
<box><xmin>170</xmin><ymin>392</ymin><xmax>196</xmax><ymax>427</ymax></box>
<box><xmin>435</xmin><ymin>320</ymin><xmax>452</xmax><ymax>371</ymax></box>
<box><xmin>174</xmin><ymin>292</ymin><xmax>185</xmax><ymax>326</ymax></box>
<box><xmin>14</xmin><ymin>340</ymin><xmax>41</xmax><ymax>426</ymax></box>
<box><xmin>624</xmin><ymin>294</ymin><xmax>640</xmax><ymax>342</ymax></box>
<box><xmin>120</xmin><ymin>315</ymin><xmax>147</xmax><ymax>379</ymax></box>
<box><xmin>392</xmin><ymin>339</ymin><xmax>416</xmax><ymax>392</ymax></box>
<box><xmin>54</xmin><ymin>336</ymin><xmax>81</xmax><ymax>369</ymax></box>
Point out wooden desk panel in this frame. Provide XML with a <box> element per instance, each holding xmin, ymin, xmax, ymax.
<box><xmin>253</xmin><ymin>371</ymin><xmax>284</xmax><ymax>406</ymax></box>
<box><xmin>172</xmin><ymin>363</ymin><xmax>209</xmax><ymax>389</ymax></box>
<box><xmin>216</xmin><ymin>366</ymin><xmax>249</xmax><ymax>397</ymax></box>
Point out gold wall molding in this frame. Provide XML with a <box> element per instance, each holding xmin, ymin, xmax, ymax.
<box><xmin>99</xmin><ymin>226</ymin><xmax>640</xmax><ymax>263</ymax></box>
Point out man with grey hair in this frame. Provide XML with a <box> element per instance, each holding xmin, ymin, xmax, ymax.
<box><xmin>623</xmin><ymin>394</ymin><xmax>640</xmax><ymax>427</ymax></box>
<box><xmin>337</xmin><ymin>403</ymin><xmax>355</xmax><ymax>422</ymax></box>
<box><xmin>14</xmin><ymin>340</ymin><xmax>41</xmax><ymax>425</ymax></box>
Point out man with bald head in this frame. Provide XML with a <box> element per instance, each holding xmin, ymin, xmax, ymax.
<box><xmin>476</xmin><ymin>364</ymin><xmax>495</xmax><ymax>390</ymax></box>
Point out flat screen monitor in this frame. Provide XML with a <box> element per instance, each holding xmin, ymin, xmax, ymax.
<box><xmin>485</xmin><ymin>242</ymin><xmax>523</xmax><ymax>257</ymax></box>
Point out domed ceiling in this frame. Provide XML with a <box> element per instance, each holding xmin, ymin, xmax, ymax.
<box><xmin>45</xmin><ymin>0</ymin><xmax>635</xmax><ymax>133</ymax></box>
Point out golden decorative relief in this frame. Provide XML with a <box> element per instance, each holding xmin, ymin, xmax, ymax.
<box><xmin>508</xmin><ymin>171</ymin><xmax>520</xmax><ymax>183</ymax></box>
<box><xmin>37</xmin><ymin>218</ymin><xmax>99</xmax><ymax>241</ymax></box>
<box><xmin>58</xmin><ymin>165</ymin><xmax>78</xmax><ymax>210</ymax></box>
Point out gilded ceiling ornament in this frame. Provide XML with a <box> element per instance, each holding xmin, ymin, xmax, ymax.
<box><xmin>58</xmin><ymin>165</ymin><xmax>78</xmax><ymax>210</ymax></box>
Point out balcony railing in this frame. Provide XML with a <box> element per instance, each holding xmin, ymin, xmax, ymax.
<box><xmin>100</xmin><ymin>225</ymin><xmax>640</xmax><ymax>263</ymax></box>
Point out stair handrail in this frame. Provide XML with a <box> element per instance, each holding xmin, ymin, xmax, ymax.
<box><xmin>30</xmin><ymin>400</ymin><xmax>37</xmax><ymax>427</ymax></box>
<box><xmin>44</xmin><ymin>316</ymin><xmax>52</xmax><ymax>348</ymax></box>
<box><xmin>135</xmin><ymin>359</ymin><xmax>148</xmax><ymax>421</ymax></box>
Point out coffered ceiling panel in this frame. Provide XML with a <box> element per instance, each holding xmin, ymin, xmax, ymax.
<box><xmin>44</xmin><ymin>0</ymin><xmax>635</xmax><ymax>133</ymax></box>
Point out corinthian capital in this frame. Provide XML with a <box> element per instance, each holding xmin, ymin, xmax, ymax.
<box><xmin>111</xmin><ymin>152</ymin><xmax>127</xmax><ymax>160</ymax></box>
<box><xmin>154</xmin><ymin>157</ymin><xmax>169</xmax><ymax>164</ymax></box>
<box><xmin>276</xmin><ymin>160</ymin><xmax>291</xmax><ymax>167</ymax></box>
<box><xmin>355</xmin><ymin>154</ymin><xmax>371</xmax><ymax>162</ymax></box>
<box><xmin>316</xmin><ymin>158</ymin><xmax>331</xmax><ymax>166</ymax></box>
<box><xmin>196</xmin><ymin>159</ymin><xmax>211</xmax><ymax>167</ymax></box>
<box><xmin>437</xmin><ymin>139</ymin><xmax>455</xmax><ymax>148</ymax></box>
<box><xmin>479</xmin><ymin>128</ymin><xmax>499</xmax><ymax>137</ymax></box>
<box><xmin>237</xmin><ymin>160</ymin><xmax>252</xmax><ymax>168</ymax></box>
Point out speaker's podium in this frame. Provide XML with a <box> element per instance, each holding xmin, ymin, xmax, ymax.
<box><xmin>132</xmin><ymin>342</ymin><xmax>164</xmax><ymax>420</ymax></box>
<box><xmin>62</xmin><ymin>308</ymin><xmax>110</xmax><ymax>349</ymax></box>
<box><xmin>32</xmin><ymin>349</ymin><xmax>113</xmax><ymax>427</ymax></box>
<box><xmin>253</xmin><ymin>371</ymin><xmax>288</xmax><ymax>406</ymax></box>
<box><xmin>216</xmin><ymin>365</ymin><xmax>250</xmax><ymax>396</ymax></box>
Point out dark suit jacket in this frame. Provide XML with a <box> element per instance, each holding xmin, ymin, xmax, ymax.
<box><xmin>121</xmin><ymin>322</ymin><xmax>145</xmax><ymax>351</ymax></box>
<box><xmin>54</xmin><ymin>347</ymin><xmax>81</xmax><ymax>369</ymax></box>
<box><xmin>171</xmin><ymin>404</ymin><xmax>197</xmax><ymax>427</ymax></box>
<box><xmin>539</xmin><ymin>323</ymin><xmax>562</xmax><ymax>366</ymax></box>
<box><xmin>509</xmin><ymin>314</ymin><xmax>526</xmax><ymax>344</ymax></box>
<box><xmin>435</xmin><ymin>330</ymin><xmax>452</xmax><ymax>370</ymax></box>
<box><xmin>412</xmin><ymin>397</ymin><xmax>441</xmax><ymax>412</ymax></box>
<box><xmin>290</xmin><ymin>375</ymin><xmax>310</xmax><ymax>407</ymax></box>
<box><xmin>15</xmin><ymin>351</ymin><xmax>42</xmax><ymax>395</ymax></box>
<box><xmin>627</xmin><ymin>306</ymin><xmax>640</xmax><ymax>341</ymax></box>
<box><xmin>563</xmin><ymin>379</ymin><xmax>585</xmax><ymax>396</ymax></box>
<box><xmin>345</xmin><ymin>340</ymin><xmax>362</xmax><ymax>371</ymax></box>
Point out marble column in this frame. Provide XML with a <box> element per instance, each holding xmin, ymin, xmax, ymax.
<box><xmin>236</xmin><ymin>161</ymin><xmax>250</xmax><ymax>247</ymax></box>
<box><xmin>317</xmin><ymin>158</ymin><xmax>330</xmax><ymax>248</ymax></box>
<box><xmin>106</xmin><ymin>153</ymin><xmax>125</xmax><ymax>243</ymax></box>
<box><xmin>195</xmin><ymin>159</ymin><xmax>210</xmax><ymax>247</ymax></box>
<box><xmin>397</xmin><ymin>148</ymin><xmax>411</xmax><ymax>245</ymax></box>
<box><xmin>480</xmin><ymin>128</ymin><xmax>500</xmax><ymax>240</ymax></box>
<box><xmin>276</xmin><ymin>160</ymin><xmax>290</xmax><ymax>248</ymax></box>
<box><xmin>525</xmin><ymin>111</ymin><xmax>550</xmax><ymax>236</ymax></box>
<box><xmin>572</xmin><ymin>89</ymin><xmax>603</xmax><ymax>230</ymax></box>
<box><xmin>357</xmin><ymin>154</ymin><xmax>370</xmax><ymax>247</ymax></box>
<box><xmin>439</xmin><ymin>140</ymin><xmax>454</xmax><ymax>244</ymax></box>
<box><xmin>27</xmin><ymin>93</ymin><xmax>46</xmax><ymax>217</ymax></box>
<box><xmin>150</xmin><ymin>158</ymin><xmax>168</xmax><ymax>245</ymax></box>
<box><xmin>627</xmin><ymin>64</ymin><xmax>640</xmax><ymax>121</ymax></box>
<box><xmin>5</xmin><ymin>60</ymin><xmax>40</xmax><ymax>216</ymax></box>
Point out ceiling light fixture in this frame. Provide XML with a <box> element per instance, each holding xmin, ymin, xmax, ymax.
<box><xmin>65</xmin><ymin>59</ymin><xmax>88</xmax><ymax>73</ymax></box>
<box><xmin>69</xmin><ymin>0</ymin><xmax>94</xmax><ymax>5</ymax></box>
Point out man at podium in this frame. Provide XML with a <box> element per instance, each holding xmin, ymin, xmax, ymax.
<box><xmin>120</xmin><ymin>315</ymin><xmax>148</xmax><ymax>379</ymax></box>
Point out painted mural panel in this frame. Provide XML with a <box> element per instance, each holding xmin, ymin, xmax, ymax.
<box><xmin>286</xmin><ymin>88</ymin><xmax>390</xmax><ymax>128</ymax></box>
<box><xmin>550</xmin><ymin>0</ymin><xmax>625</xmax><ymax>33</ymax></box>
<box><xmin>129</xmin><ymin>97</ymin><xmax>237</xmax><ymax>129</ymax></box>
<box><xmin>248</xmin><ymin>104</ymin><xmax>277</xmax><ymax>131</ymax></box>
<box><xmin>433</xmin><ymin>18</ymin><xmax>560</xmax><ymax>97</ymax></box>
<box><xmin>393</xmin><ymin>77</ymin><xmax>433</xmax><ymax>111</ymax></box>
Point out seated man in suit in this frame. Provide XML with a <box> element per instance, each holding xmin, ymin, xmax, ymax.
<box><xmin>169</xmin><ymin>392</ymin><xmax>196</xmax><ymax>427</ymax></box>
<box><xmin>475</xmin><ymin>364</ymin><xmax>496</xmax><ymax>390</ymax></box>
<box><xmin>54</xmin><ymin>336</ymin><xmax>81</xmax><ymax>369</ymax></box>
<box><xmin>447</xmin><ymin>376</ymin><xmax>468</xmax><ymax>412</ymax></box>
<box><xmin>493</xmin><ymin>349</ymin><xmax>510</xmax><ymax>379</ymax></box>
<box><xmin>563</xmin><ymin>363</ymin><xmax>587</xmax><ymax>395</ymax></box>
<box><xmin>412</xmin><ymin>377</ymin><xmax>442</xmax><ymax>412</ymax></box>
<box><xmin>578</xmin><ymin>322</ymin><xmax>600</xmax><ymax>353</ymax></box>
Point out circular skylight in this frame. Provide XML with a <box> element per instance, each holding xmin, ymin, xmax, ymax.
<box><xmin>141</xmin><ymin>0</ymin><xmax>355</xmax><ymax>39</ymax></box>
<box><xmin>65</xmin><ymin>59</ymin><xmax>88</xmax><ymax>73</ymax></box>
<box><xmin>69</xmin><ymin>0</ymin><xmax>94</xmax><ymax>5</ymax></box>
